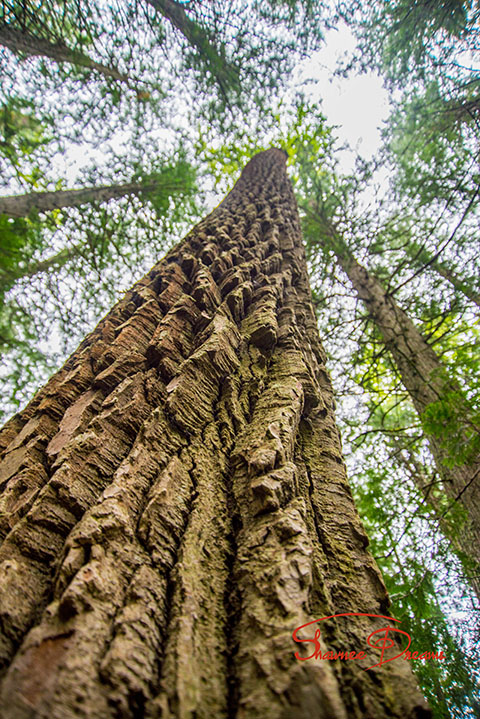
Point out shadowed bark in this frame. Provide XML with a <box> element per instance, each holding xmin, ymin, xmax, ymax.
<box><xmin>0</xmin><ymin>26</ymin><xmax>129</xmax><ymax>83</ymax></box>
<box><xmin>314</xmin><ymin>217</ymin><xmax>480</xmax><ymax>597</ymax></box>
<box><xmin>0</xmin><ymin>150</ymin><xmax>429</xmax><ymax>718</ymax></box>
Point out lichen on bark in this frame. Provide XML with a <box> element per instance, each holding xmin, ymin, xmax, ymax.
<box><xmin>0</xmin><ymin>149</ymin><xmax>429</xmax><ymax>718</ymax></box>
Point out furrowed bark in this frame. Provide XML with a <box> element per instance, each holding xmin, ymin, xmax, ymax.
<box><xmin>0</xmin><ymin>26</ymin><xmax>129</xmax><ymax>83</ymax></box>
<box><xmin>319</xmin><ymin>222</ymin><xmax>480</xmax><ymax>597</ymax></box>
<box><xmin>0</xmin><ymin>150</ymin><xmax>429</xmax><ymax>719</ymax></box>
<box><xmin>0</xmin><ymin>181</ymin><xmax>156</xmax><ymax>218</ymax></box>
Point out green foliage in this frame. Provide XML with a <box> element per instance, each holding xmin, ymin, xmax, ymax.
<box><xmin>348</xmin><ymin>430</ymin><xmax>480</xmax><ymax>719</ymax></box>
<box><xmin>0</xmin><ymin>214</ymin><xmax>44</xmax><ymax>274</ymax></box>
<box><xmin>340</xmin><ymin>0</ymin><xmax>480</xmax><ymax>85</ymax></box>
<box><xmin>0</xmin><ymin>97</ymin><xmax>50</xmax><ymax>166</ymax></box>
<box><xmin>0</xmin><ymin>96</ymin><xmax>53</xmax><ymax>190</ymax></box>
<box><xmin>387</xmin><ymin>80</ymin><xmax>480</xmax><ymax>211</ymax></box>
<box><xmin>196</xmin><ymin>97</ymin><xmax>335</xmax><ymax>198</ymax></box>
<box><xmin>133</xmin><ymin>155</ymin><xmax>198</xmax><ymax>219</ymax></box>
<box><xmin>1</xmin><ymin>0</ymin><xmax>327</xmax><ymax>136</ymax></box>
<box><xmin>339</xmin><ymin>0</ymin><xmax>480</xmax><ymax>296</ymax></box>
<box><xmin>421</xmin><ymin>390</ymin><xmax>480</xmax><ymax>467</ymax></box>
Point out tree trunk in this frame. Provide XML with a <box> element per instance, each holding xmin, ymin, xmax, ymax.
<box><xmin>0</xmin><ymin>244</ymin><xmax>84</xmax><ymax>295</ymax></box>
<box><xmin>0</xmin><ymin>150</ymin><xmax>429</xmax><ymax>719</ymax></box>
<box><xmin>403</xmin><ymin>242</ymin><xmax>480</xmax><ymax>308</ymax></box>
<box><xmin>0</xmin><ymin>181</ymin><xmax>156</xmax><ymax>218</ymax></box>
<box><xmin>144</xmin><ymin>0</ymin><xmax>236</xmax><ymax>97</ymax></box>
<box><xmin>0</xmin><ymin>26</ymin><xmax>129</xmax><ymax>83</ymax></box>
<box><xmin>318</xmin><ymin>220</ymin><xmax>480</xmax><ymax>597</ymax></box>
<box><xmin>145</xmin><ymin>0</ymin><xmax>211</xmax><ymax>46</ymax></box>
<box><xmin>3</xmin><ymin>244</ymin><xmax>82</xmax><ymax>279</ymax></box>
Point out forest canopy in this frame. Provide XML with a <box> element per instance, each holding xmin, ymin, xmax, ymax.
<box><xmin>1</xmin><ymin>1</ymin><xmax>479</xmax><ymax>716</ymax></box>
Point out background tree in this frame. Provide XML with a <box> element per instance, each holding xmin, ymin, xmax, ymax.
<box><xmin>304</xmin><ymin>199</ymin><xmax>480</xmax><ymax>587</ymax></box>
<box><xmin>352</xmin><ymin>429</ymin><xmax>480</xmax><ymax>719</ymax></box>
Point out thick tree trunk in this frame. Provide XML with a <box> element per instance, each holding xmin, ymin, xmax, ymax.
<box><xmin>0</xmin><ymin>26</ymin><xmax>128</xmax><ymax>83</ymax></box>
<box><xmin>0</xmin><ymin>181</ymin><xmax>155</xmax><ymax>218</ymax></box>
<box><xmin>0</xmin><ymin>150</ymin><xmax>429</xmax><ymax>718</ymax></box>
<box><xmin>322</xmin><ymin>224</ymin><xmax>480</xmax><ymax>596</ymax></box>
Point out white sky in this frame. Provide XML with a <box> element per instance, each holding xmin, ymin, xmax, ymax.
<box><xmin>294</xmin><ymin>22</ymin><xmax>390</xmax><ymax>169</ymax></box>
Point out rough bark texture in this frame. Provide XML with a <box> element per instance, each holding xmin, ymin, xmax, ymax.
<box><xmin>0</xmin><ymin>182</ymin><xmax>154</xmax><ymax>218</ymax></box>
<box><xmin>331</xmin><ymin>238</ymin><xmax>480</xmax><ymax>596</ymax></box>
<box><xmin>0</xmin><ymin>26</ymin><xmax>128</xmax><ymax>82</ymax></box>
<box><xmin>0</xmin><ymin>150</ymin><xmax>429</xmax><ymax>719</ymax></box>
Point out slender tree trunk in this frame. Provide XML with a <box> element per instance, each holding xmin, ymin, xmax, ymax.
<box><xmin>145</xmin><ymin>0</ymin><xmax>218</xmax><ymax>58</ymax></box>
<box><xmin>317</xmin><ymin>219</ymin><xmax>480</xmax><ymax>596</ymax></box>
<box><xmin>144</xmin><ymin>0</ymin><xmax>236</xmax><ymax>97</ymax></box>
<box><xmin>0</xmin><ymin>181</ymin><xmax>156</xmax><ymax>217</ymax></box>
<box><xmin>17</xmin><ymin>245</ymin><xmax>81</xmax><ymax>276</ymax></box>
<box><xmin>0</xmin><ymin>244</ymin><xmax>84</xmax><ymax>294</ymax></box>
<box><xmin>391</xmin><ymin>438</ymin><xmax>480</xmax><ymax>593</ymax></box>
<box><xmin>0</xmin><ymin>150</ymin><xmax>429</xmax><ymax>719</ymax></box>
<box><xmin>403</xmin><ymin>243</ymin><xmax>480</xmax><ymax>308</ymax></box>
<box><xmin>431</xmin><ymin>258</ymin><xmax>480</xmax><ymax>307</ymax></box>
<box><xmin>0</xmin><ymin>26</ymin><xmax>129</xmax><ymax>83</ymax></box>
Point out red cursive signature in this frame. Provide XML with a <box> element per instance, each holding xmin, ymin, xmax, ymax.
<box><xmin>292</xmin><ymin>613</ymin><xmax>445</xmax><ymax>670</ymax></box>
